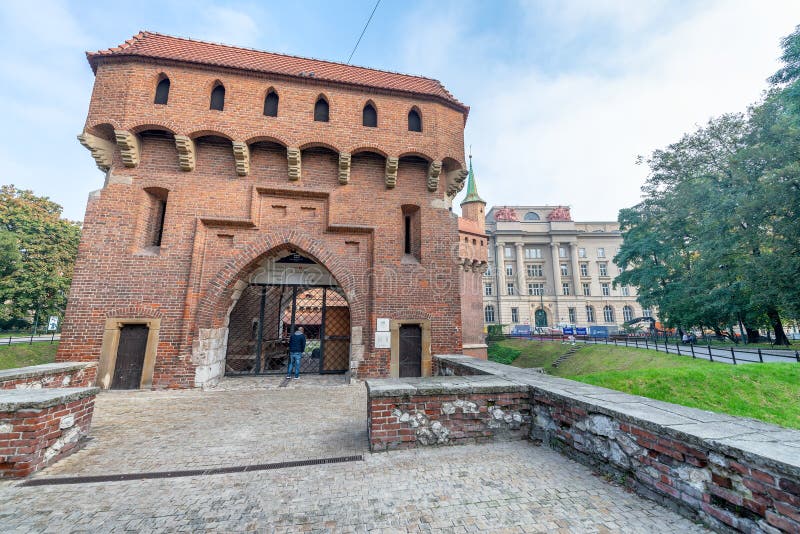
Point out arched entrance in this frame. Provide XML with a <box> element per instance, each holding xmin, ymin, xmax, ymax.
<box><xmin>535</xmin><ymin>309</ymin><xmax>547</xmax><ymax>327</ymax></box>
<box><xmin>224</xmin><ymin>250</ymin><xmax>350</xmax><ymax>376</ymax></box>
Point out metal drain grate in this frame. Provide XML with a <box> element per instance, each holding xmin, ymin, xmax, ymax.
<box><xmin>20</xmin><ymin>455</ymin><xmax>363</xmax><ymax>487</ymax></box>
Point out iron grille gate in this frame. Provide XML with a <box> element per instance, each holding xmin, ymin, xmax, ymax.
<box><xmin>225</xmin><ymin>284</ymin><xmax>350</xmax><ymax>376</ymax></box>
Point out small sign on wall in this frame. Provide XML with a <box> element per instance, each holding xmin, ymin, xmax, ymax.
<box><xmin>376</xmin><ymin>318</ymin><xmax>390</xmax><ymax>332</ymax></box>
<box><xmin>375</xmin><ymin>331</ymin><xmax>390</xmax><ymax>349</ymax></box>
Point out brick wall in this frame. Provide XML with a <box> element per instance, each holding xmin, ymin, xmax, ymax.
<box><xmin>0</xmin><ymin>363</ymin><xmax>97</xmax><ymax>390</ymax></box>
<box><xmin>366</xmin><ymin>377</ymin><xmax>529</xmax><ymax>452</ymax></box>
<box><xmin>433</xmin><ymin>355</ymin><xmax>800</xmax><ymax>533</ymax></box>
<box><xmin>0</xmin><ymin>390</ymin><xmax>97</xmax><ymax>478</ymax></box>
<box><xmin>60</xmin><ymin>55</ymin><xmax>470</xmax><ymax>387</ymax></box>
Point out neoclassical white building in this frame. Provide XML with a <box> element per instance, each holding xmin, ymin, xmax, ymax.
<box><xmin>483</xmin><ymin>206</ymin><xmax>651</xmax><ymax>331</ymax></box>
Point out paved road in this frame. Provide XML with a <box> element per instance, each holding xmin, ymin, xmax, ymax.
<box><xmin>581</xmin><ymin>338</ymin><xmax>799</xmax><ymax>365</ymax></box>
<box><xmin>0</xmin><ymin>334</ymin><xmax>60</xmax><ymax>345</ymax></box>
<box><xmin>0</xmin><ymin>376</ymin><xmax>709</xmax><ymax>533</ymax></box>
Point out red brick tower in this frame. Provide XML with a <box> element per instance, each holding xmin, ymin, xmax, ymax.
<box><xmin>58</xmin><ymin>32</ymin><xmax>471</xmax><ymax>388</ymax></box>
<box><xmin>458</xmin><ymin>156</ymin><xmax>489</xmax><ymax>358</ymax></box>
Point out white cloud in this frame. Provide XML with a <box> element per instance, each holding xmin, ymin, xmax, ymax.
<box><xmin>195</xmin><ymin>5</ymin><xmax>262</xmax><ymax>47</ymax></box>
<box><xmin>436</xmin><ymin>0</ymin><xmax>800</xmax><ymax>220</ymax></box>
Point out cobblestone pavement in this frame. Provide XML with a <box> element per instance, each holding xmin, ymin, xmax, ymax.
<box><xmin>0</xmin><ymin>377</ymin><xmax>710</xmax><ymax>532</ymax></box>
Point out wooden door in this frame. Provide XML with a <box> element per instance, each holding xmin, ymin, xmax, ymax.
<box><xmin>111</xmin><ymin>324</ymin><xmax>149</xmax><ymax>389</ymax></box>
<box><xmin>398</xmin><ymin>324</ymin><xmax>422</xmax><ymax>378</ymax></box>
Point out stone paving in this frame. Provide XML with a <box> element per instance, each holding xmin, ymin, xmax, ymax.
<box><xmin>0</xmin><ymin>376</ymin><xmax>710</xmax><ymax>532</ymax></box>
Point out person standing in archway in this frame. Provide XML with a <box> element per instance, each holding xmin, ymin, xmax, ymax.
<box><xmin>287</xmin><ymin>326</ymin><xmax>306</xmax><ymax>380</ymax></box>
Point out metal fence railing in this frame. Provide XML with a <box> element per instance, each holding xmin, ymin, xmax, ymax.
<box><xmin>494</xmin><ymin>334</ymin><xmax>800</xmax><ymax>365</ymax></box>
<box><xmin>0</xmin><ymin>329</ymin><xmax>61</xmax><ymax>346</ymax></box>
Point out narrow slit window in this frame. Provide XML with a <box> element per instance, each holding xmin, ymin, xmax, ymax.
<box><xmin>314</xmin><ymin>97</ymin><xmax>329</xmax><ymax>122</ymax></box>
<box><xmin>264</xmin><ymin>90</ymin><xmax>279</xmax><ymax>116</ymax></box>
<box><xmin>362</xmin><ymin>103</ymin><xmax>377</xmax><ymax>127</ymax></box>
<box><xmin>210</xmin><ymin>84</ymin><xmax>225</xmax><ymax>111</ymax></box>
<box><xmin>154</xmin><ymin>77</ymin><xmax>170</xmax><ymax>105</ymax></box>
<box><xmin>152</xmin><ymin>199</ymin><xmax>166</xmax><ymax>247</ymax></box>
<box><xmin>408</xmin><ymin>109</ymin><xmax>422</xmax><ymax>132</ymax></box>
<box><xmin>404</xmin><ymin>215</ymin><xmax>412</xmax><ymax>254</ymax></box>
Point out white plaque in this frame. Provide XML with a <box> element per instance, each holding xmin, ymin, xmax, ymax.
<box><xmin>376</xmin><ymin>318</ymin><xmax>390</xmax><ymax>332</ymax></box>
<box><xmin>375</xmin><ymin>331</ymin><xmax>391</xmax><ymax>349</ymax></box>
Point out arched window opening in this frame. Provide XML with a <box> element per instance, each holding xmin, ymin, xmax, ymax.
<box><xmin>524</xmin><ymin>212</ymin><xmax>540</xmax><ymax>221</ymax></box>
<box><xmin>535</xmin><ymin>309</ymin><xmax>547</xmax><ymax>327</ymax></box>
<box><xmin>263</xmin><ymin>89</ymin><xmax>279</xmax><ymax>117</ymax></box>
<box><xmin>603</xmin><ymin>305</ymin><xmax>614</xmax><ymax>323</ymax></box>
<box><xmin>484</xmin><ymin>305</ymin><xmax>495</xmax><ymax>323</ymax></box>
<box><xmin>623</xmin><ymin>306</ymin><xmax>634</xmax><ymax>322</ymax></box>
<box><xmin>362</xmin><ymin>103</ymin><xmax>377</xmax><ymax>127</ymax></box>
<box><xmin>210</xmin><ymin>83</ymin><xmax>225</xmax><ymax>111</ymax></box>
<box><xmin>154</xmin><ymin>77</ymin><xmax>170</xmax><ymax>105</ymax></box>
<box><xmin>408</xmin><ymin>108</ymin><xmax>422</xmax><ymax>132</ymax></box>
<box><xmin>314</xmin><ymin>97</ymin><xmax>329</xmax><ymax>122</ymax></box>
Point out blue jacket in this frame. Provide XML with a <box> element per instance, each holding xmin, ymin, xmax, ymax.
<box><xmin>288</xmin><ymin>331</ymin><xmax>306</xmax><ymax>353</ymax></box>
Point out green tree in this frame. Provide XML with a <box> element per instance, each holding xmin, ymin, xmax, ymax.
<box><xmin>0</xmin><ymin>185</ymin><xmax>81</xmax><ymax>327</ymax></box>
<box><xmin>0</xmin><ymin>229</ymin><xmax>20</xmax><ymax>279</ymax></box>
<box><xmin>615</xmin><ymin>25</ymin><xmax>800</xmax><ymax>345</ymax></box>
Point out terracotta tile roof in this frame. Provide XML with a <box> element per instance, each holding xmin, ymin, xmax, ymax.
<box><xmin>87</xmin><ymin>31</ymin><xmax>469</xmax><ymax>116</ymax></box>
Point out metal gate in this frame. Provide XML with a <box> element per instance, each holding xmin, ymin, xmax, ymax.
<box><xmin>225</xmin><ymin>284</ymin><xmax>350</xmax><ymax>376</ymax></box>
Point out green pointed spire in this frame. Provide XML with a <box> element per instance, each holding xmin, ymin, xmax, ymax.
<box><xmin>460</xmin><ymin>155</ymin><xmax>485</xmax><ymax>205</ymax></box>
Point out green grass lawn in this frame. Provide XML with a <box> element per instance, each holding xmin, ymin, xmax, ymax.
<box><xmin>489</xmin><ymin>339</ymin><xmax>800</xmax><ymax>429</ymax></box>
<box><xmin>488</xmin><ymin>338</ymin><xmax>568</xmax><ymax>367</ymax></box>
<box><xmin>0</xmin><ymin>342</ymin><xmax>58</xmax><ymax>370</ymax></box>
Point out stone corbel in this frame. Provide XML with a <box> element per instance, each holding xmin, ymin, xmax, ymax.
<box><xmin>287</xmin><ymin>147</ymin><xmax>302</xmax><ymax>181</ymax></box>
<box><xmin>462</xmin><ymin>258</ymin><xmax>472</xmax><ymax>272</ymax></box>
<box><xmin>338</xmin><ymin>152</ymin><xmax>351</xmax><ymax>185</ymax></box>
<box><xmin>476</xmin><ymin>260</ymin><xmax>488</xmax><ymax>274</ymax></box>
<box><xmin>174</xmin><ymin>135</ymin><xmax>195</xmax><ymax>171</ymax></box>
<box><xmin>385</xmin><ymin>157</ymin><xmax>399</xmax><ymax>189</ymax></box>
<box><xmin>77</xmin><ymin>132</ymin><xmax>115</xmax><ymax>171</ymax></box>
<box><xmin>446</xmin><ymin>169</ymin><xmax>468</xmax><ymax>198</ymax></box>
<box><xmin>114</xmin><ymin>130</ymin><xmax>140</xmax><ymax>168</ymax></box>
<box><xmin>232</xmin><ymin>141</ymin><xmax>250</xmax><ymax>176</ymax></box>
<box><xmin>427</xmin><ymin>160</ymin><xmax>442</xmax><ymax>192</ymax></box>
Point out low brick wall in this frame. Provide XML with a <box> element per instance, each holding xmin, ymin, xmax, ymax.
<box><xmin>0</xmin><ymin>362</ymin><xmax>97</xmax><ymax>389</ymax></box>
<box><xmin>433</xmin><ymin>355</ymin><xmax>800</xmax><ymax>534</ymax></box>
<box><xmin>366</xmin><ymin>377</ymin><xmax>530</xmax><ymax>452</ymax></box>
<box><xmin>0</xmin><ymin>387</ymin><xmax>98</xmax><ymax>478</ymax></box>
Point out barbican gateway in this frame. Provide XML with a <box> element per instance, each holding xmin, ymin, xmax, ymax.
<box><xmin>58</xmin><ymin>32</ymin><xmax>488</xmax><ymax>389</ymax></box>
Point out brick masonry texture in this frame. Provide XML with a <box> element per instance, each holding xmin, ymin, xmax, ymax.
<box><xmin>430</xmin><ymin>355</ymin><xmax>800</xmax><ymax>533</ymax></box>
<box><xmin>0</xmin><ymin>363</ymin><xmax>97</xmax><ymax>390</ymax></box>
<box><xmin>0</xmin><ymin>379</ymin><xmax>709</xmax><ymax>532</ymax></box>
<box><xmin>58</xmin><ymin>35</ymin><xmax>484</xmax><ymax>388</ymax></box>
<box><xmin>0</xmin><ymin>389</ymin><xmax>97</xmax><ymax>478</ymax></box>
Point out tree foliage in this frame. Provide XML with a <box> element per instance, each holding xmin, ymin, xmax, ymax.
<box><xmin>616</xmin><ymin>25</ymin><xmax>800</xmax><ymax>345</ymax></box>
<box><xmin>0</xmin><ymin>185</ymin><xmax>81</xmax><ymax>325</ymax></box>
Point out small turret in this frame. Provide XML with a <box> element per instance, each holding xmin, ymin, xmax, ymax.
<box><xmin>460</xmin><ymin>155</ymin><xmax>486</xmax><ymax>233</ymax></box>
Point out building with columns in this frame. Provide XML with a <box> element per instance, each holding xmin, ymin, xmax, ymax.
<box><xmin>482</xmin><ymin>206</ymin><xmax>649</xmax><ymax>331</ymax></box>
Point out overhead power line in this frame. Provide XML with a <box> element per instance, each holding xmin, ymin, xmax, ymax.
<box><xmin>346</xmin><ymin>0</ymin><xmax>381</xmax><ymax>64</ymax></box>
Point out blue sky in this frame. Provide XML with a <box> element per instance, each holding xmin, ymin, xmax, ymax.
<box><xmin>1</xmin><ymin>0</ymin><xmax>799</xmax><ymax>221</ymax></box>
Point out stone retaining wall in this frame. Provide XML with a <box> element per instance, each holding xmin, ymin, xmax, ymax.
<box><xmin>0</xmin><ymin>362</ymin><xmax>98</xmax><ymax>390</ymax></box>
<box><xmin>366</xmin><ymin>377</ymin><xmax>530</xmax><ymax>452</ymax></box>
<box><xmin>0</xmin><ymin>387</ymin><xmax>98</xmax><ymax>478</ymax></box>
<box><xmin>431</xmin><ymin>355</ymin><xmax>800</xmax><ymax>534</ymax></box>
